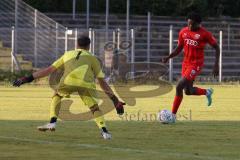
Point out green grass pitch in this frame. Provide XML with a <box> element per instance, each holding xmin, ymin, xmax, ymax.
<box><xmin>0</xmin><ymin>85</ymin><xmax>240</xmax><ymax>160</ymax></box>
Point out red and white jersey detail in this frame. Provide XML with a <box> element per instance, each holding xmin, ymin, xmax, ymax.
<box><xmin>178</xmin><ymin>27</ymin><xmax>217</xmax><ymax>66</ymax></box>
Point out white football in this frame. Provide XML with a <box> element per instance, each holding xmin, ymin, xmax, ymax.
<box><xmin>158</xmin><ymin>109</ymin><xmax>175</xmax><ymax>124</ymax></box>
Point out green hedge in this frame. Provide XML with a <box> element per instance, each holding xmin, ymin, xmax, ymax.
<box><xmin>0</xmin><ymin>70</ymin><xmax>32</xmax><ymax>82</ymax></box>
<box><xmin>23</xmin><ymin>0</ymin><xmax>240</xmax><ymax>17</ymax></box>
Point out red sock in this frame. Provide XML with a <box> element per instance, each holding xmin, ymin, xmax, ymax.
<box><xmin>195</xmin><ymin>87</ymin><xmax>206</xmax><ymax>95</ymax></box>
<box><xmin>172</xmin><ymin>96</ymin><xmax>183</xmax><ymax>114</ymax></box>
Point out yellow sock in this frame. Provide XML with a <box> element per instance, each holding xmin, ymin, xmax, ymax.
<box><xmin>50</xmin><ymin>94</ymin><xmax>62</xmax><ymax>118</ymax></box>
<box><xmin>93</xmin><ymin>110</ymin><xmax>106</xmax><ymax>129</ymax></box>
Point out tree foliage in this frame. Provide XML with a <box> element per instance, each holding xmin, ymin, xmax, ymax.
<box><xmin>23</xmin><ymin>0</ymin><xmax>240</xmax><ymax>17</ymax></box>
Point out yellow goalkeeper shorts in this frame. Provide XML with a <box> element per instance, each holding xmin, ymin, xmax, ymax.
<box><xmin>55</xmin><ymin>84</ymin><xmax>99</xmax><ymax>108</ymax></box>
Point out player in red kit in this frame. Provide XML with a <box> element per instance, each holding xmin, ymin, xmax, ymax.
<box><xmin>162</xmin><ymin>12</ymin><xmax>220</xmax><ymax>122</ymax></box>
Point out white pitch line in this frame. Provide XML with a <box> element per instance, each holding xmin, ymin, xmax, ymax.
<box><xmin>0</xmin><ymin>135</ymin><xmax>235</xmax><ymax>160</ymax></box>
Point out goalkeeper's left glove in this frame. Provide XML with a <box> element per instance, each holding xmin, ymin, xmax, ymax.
<box><xmin>13</xmin><ymin>74</ymin><xmax>34</xmax><ymax>87</ymax></box>
<box><xmin>110</xmin><ymin>95</ymin><xmax>125</xmax><ymax>115</ymax></box>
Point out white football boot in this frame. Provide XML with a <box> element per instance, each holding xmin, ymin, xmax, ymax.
<box><xmin>101</xmin><ymin>131</ymin><xmax>112</xmax><ymax>140</ymax></box>
<box><xmin>101</xmin><ymin>128</ymin><xmax>112</xmax><ymax>140</ymax></box>
<box><xmin>37</xmin><ymin>123</ymin><xmax>56</xmax><ymax>132</ymax></box>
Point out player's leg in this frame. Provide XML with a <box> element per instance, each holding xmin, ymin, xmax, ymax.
<box><xmin>80</xmin><ymin>89</ymin><xmax>111</xmax><ymax>139</ymax></box>
<box><xmin>171</xmin><ymin>77</ymin><xmax>188</xmax><ymax>116</ymax></box>
<box><xmin>89</xmin><ymin>104</ymin><xmax>111</xmax><ymax>139</ymax></box>
<box><xmin>171</xmin><ymin>64</ymin><xmax>187</xmax><ymax>117</ymax></box>
<box><xmin>183</xmin><ymin>74</ymin><xmax>206</xmax><ymax>95</ymax></box>
<box><xmin>38</xmin><ymin>93</ymin><xmax>62</xmax><ymax>131</ymax></box>
<box><xmin>185</xmin><ymin>84</ymin><xmax>213</xmax><ymax>106</ymax></box>
<box><xmin>183</xmin><ymin>67</ymin><xmax>214</xmax><ymax>106</ymax></box>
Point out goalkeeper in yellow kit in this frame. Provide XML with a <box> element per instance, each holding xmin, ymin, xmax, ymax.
<box><xmin>13</xmin><ymin>35</ymin><xmax>125</xmax><ymax>140</ymax></box>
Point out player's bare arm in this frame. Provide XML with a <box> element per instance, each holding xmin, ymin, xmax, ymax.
<box><xmin>12</xmin><ymin>66</ymin><xmax>56</xmax><ymax>87</ymax></box>
<box><xmin>212</xmin><ymin>43</ymin><xmax>220</xmax><ymax>77</ymax></box>
<box><xmin>98</xmin><ymin>78</ymin><xmax>125</xmax><ymax>115</ymax></box>
<box><xmin>33</xmin><ymin>66</ymin><xmax>56</xmax><ymax>79</ymax></box>
<box><xmin>98</xmin><ymin>78</ymin><xmax>115</xmax><ymax>97</ymax></box>
<box><xmin>162</xmin><ymin>45</ymin><xmax>183</xmax><ymax>63</ymax></box>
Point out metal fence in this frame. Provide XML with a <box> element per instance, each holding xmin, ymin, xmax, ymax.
<box><xmin>0</xmin><ymin>0</ymin><xmax>239</xmax><ymax>82</ymax></box>
<box><xmin>0</xmin><ymin>24</ymin><xmax>225</xmax><ymax>82</ymax></box>
<box><xmin>0</xmin><ymin>0</ymin><xmax>134</xmax><ymax>71</ymax></box>
<box><xmin>0</xmin><ymin>0</ymin><xmax>66</xmax><ymax>68</ymax></box>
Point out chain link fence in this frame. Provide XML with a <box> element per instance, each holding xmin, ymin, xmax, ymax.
<box><xmin>0</xmin><ymin>0</ymin><xmax>67</xmax><ymax>68</ymax></box>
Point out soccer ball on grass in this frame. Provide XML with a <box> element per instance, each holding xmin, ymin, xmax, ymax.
<box><xmin>158</xmin><ymin>109</ymin><xmax>175</xmax><ymax>124</ymax></box>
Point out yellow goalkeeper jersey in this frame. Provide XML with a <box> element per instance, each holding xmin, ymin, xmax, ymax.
<box><xmin>52</xmin><ymin>49</ymin><xmax>104</xmax><ymax>89</ymax></box>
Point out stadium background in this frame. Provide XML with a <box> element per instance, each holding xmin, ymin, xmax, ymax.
<box><xmin>1</xmin><ymin>0</ymin><xmax>240</xmax><ymax>81</ymax></box>
<box><xmin>0</xmin><ymin>1</ymin><xmax>240</xmax><ymax>160</ymax></box>
<box><xmin>0</xmin><ymin>0</ymin><xmax>239</xmax><ymax>122</ymax></box>
<box><xmin>0</xmin><ymin>0</ymin><xmax>240</xmax><ymax>121</ymax></box>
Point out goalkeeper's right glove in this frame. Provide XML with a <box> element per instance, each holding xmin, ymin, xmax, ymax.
<box><xmin>13</xmin><ymin>74</ymin><xmax>34</xmax><ymax>87</ymax></box>
<box><xmin>110</xmin><ymin>95</ymin><xmax>125</xmax><ymax>115</ymax></box>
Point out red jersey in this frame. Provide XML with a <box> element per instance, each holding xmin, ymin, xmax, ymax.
<box><xmin>178</xmin><ymin>26</ymin><xmax>217</xmax><ymax>66</ymax></box>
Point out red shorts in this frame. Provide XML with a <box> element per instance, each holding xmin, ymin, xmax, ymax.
<box><xmin>181</xmin><ymin>64</ymin><xmax>202</xmax><ymax>81</ymax></box>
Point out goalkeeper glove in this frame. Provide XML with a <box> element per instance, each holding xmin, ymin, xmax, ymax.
<box><xmin>110</xmin><ymin>95</ymin><xmax>125</xmax><ymax>115</ymax></box>
<box><xmin>13</xmin><ymin>74</ymin><xmax>34</xmax><ymax>87</ymax></box>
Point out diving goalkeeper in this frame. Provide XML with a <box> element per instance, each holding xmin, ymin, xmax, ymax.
<box><xmin>13</xmin><ymin>35</ymin><xmax>125</xmax><ymax>140</ymax></box>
